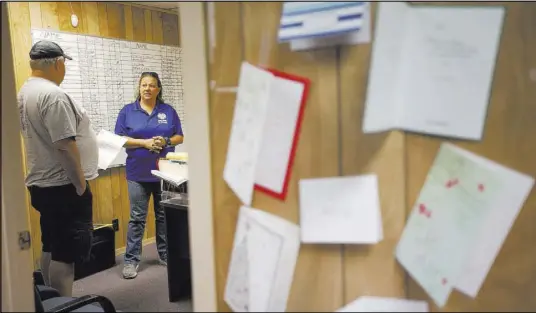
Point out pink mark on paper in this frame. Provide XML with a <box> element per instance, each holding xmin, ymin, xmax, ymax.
<box><xmin>442</xmin><ymin>278</ymin><xmax>448</xmax><ymax>285</ymax></box>
<box><xmin>445</xmin><ymin>178</ymin><xmax>459</xmax><ymax>189</ymax></box>
<box><xmin>478</xmin><ymin>183</ymin><xmax>485</xmax><ymax>192</ymax></box>
<box><xmin>418</xmin><ymin>204</ymin><xmax>432</xmax><ymax>218</ymax></box>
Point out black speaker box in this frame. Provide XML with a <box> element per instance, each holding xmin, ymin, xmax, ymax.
<box><xmin>74</xmin><ymin>224</ymin><xmax>116</xmax><ymax>281</ymax></box>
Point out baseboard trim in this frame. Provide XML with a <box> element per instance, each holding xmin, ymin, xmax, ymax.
<box><xmin>115</xmin><ymin>237</ymin><xmax>156</xmax><ymax>256</ymax></box>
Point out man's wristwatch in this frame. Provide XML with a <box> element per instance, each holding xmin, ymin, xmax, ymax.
<box><xmin>164</xmin><ymin>137</ymin><xmax>171</xmax><ymax>147</ymax></box>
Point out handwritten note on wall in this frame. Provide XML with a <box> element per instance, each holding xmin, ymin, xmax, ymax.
<box><xmin>255</xmin><ymin>76</ymin><xmax>304</xmax><ymax>195</ymax></box>
<box><xmin>396</xmin><ymin>143</ymin><xmax>534</xmax><ymax>307</ymax></box>
<box><xmin>299</xmin><ymin>175</ymin><xmax>383</xmax><ymax>244</ymax></box>
<box><xmin>225</xmin><ymin>206</ymin><xmax>300</xmax><ymax>312</ymax></box>
<box><xmin>223</xmin><ymin>62</ymin><xmax>273</xmax><ymax>206</ymax></box>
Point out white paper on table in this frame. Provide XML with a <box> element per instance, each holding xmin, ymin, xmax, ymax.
<box><xmin>224</xmin><ymin>206</ymin><xmax>301</xmax><ymax>312</ymax></box>
<box><xmin>223</xmin><ymin>62</ymin><xmax>274</xmax><ymax>206</ymax></box>
<box><xmin>363</xmin><ymin>3</ymin><xmax>505</xmax><ymax>140</ymax></box>
<box><xmin>254</xmin><ymin>76</ymin><xmax>304</xmax><ymax>194</ymax></box>
<box><xmin>299</xmin><ymin>175</ymin><xmax>383</xmax><ymax>244</ymax></box>
<box><xmin>449</xmin><ymin>144</ymin><xmax>535</xmax><ymax>298</ymax></box>
<box><xmin>96</xmin><ymin>129</ymin><xmax>127</xmax><ymax>170</ymax></box>
<box><xmin>150</xmin><ymin>170</ymin><xmax>188</xmax><ymax>187</ymax></box>
<box><xmin>336</xmin><ymin>296</ymin><xmax>429</xmax><ymax>312</ymax></box>
<box><xmin>290</xmin><ymin>2</ymin><xmax>371</xmax><ymax>51</ymax></box>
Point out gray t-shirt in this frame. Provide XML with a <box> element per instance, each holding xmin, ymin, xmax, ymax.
<box><xmin>18</xmin><ymin>77</ymin><xmax>99</xmax><ymax>187</ymax></box>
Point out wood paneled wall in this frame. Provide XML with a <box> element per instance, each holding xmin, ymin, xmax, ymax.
<box><xmin>207</xmin><ymin>2</ymin><xmax>536</xmax><ymax>312</ymax></box>
<box><xmin>6</xmin><ymin>2</ymin><xmax>180</xmax><ymax>269</ymax></box>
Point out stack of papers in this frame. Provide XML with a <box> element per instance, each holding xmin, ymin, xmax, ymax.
<box><xmin>151</xmin><ymin>170</ymin><xmax>187</xmax><ymax>187</ymax></box>
<box><xmin>278</xmin><ymin>2</ymin><xmax>367</xmax><ymax>42</ymax></box>
<box><xmin>285</xmin><ymin>2</ymin><xmax>372</xmax><ymax>51</ymax></box>
<box><xmin>224</xmin><ymin>206</ymin><xmax>300</xmax><ymax>312</ymax></box>
<box><xmin>396</xmin><ymin>143</ymin><xmax>534</xmax><ymax>307</ymax></box>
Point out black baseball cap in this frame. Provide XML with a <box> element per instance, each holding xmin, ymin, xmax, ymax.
<box><xmin>29</xmin><ymin>40</ymin><xmax>72</xmax><ymax>60</ymax></box>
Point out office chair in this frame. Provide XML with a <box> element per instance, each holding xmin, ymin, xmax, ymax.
<box><xmin>33</xmin><ymin>271</ymin><xmax>118</xmax><ymax>312</ymax></box>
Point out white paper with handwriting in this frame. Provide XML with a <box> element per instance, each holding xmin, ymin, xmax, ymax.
<box><xmin>363</xmin><ymin>3</ymin><xmax>505</xmax><ymax>140</ymax></box>
<box><xmin>395</xmin><ymin>143</ymin><xmax>534</xmax><ymax>307</ymax></box>
<box><xmin>224</xmin><ymin>206</ymin><xmax>300</xmax><ymax>312</ymax></box>
<box><xmin>449</xmin><ymin>144</ymin><xmax>534</xmax><ymax>298</ymax></box>
<box><xmin>254</xmin><ymin>76</ymin><xmax>304</xmax><ymax>194</ymax></box>
<box><xmin>299</xmin><ymin>175</ymin><xmax>383</xmax><ymax>244</ymax></box>
<box><xmin>223</xmin><ymin>62</ymin><xmax>273</xmax><ymax>206</ymax></box>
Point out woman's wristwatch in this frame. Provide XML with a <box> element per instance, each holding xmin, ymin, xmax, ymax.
<box><xmin>163</xmin><ymin>137</ymin><xmax>172</xmax><ymax>147</ymax></box>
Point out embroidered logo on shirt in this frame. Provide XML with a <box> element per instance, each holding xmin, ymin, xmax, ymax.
<box><xmin>157</xmin><ymin>112</ymin><xmax>167</xmax><ymax>124</ymax></box>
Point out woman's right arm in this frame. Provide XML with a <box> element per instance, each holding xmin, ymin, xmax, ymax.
<box><xmin>123</xmin><ymin>137</ymin><xmax>154</xmax><ymax>150</ymax></box>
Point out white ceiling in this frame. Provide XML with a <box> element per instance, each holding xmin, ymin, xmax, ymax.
<box><xmin>132</xmin><ymin>2</ymin><xmax>179</xmax><ymax>12</ymax></box>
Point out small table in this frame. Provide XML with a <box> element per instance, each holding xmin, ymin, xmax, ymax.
<box><xmin>160</xmin><ymin>197</ymin><xmax>192</xmax><ymax>302</ymax></box>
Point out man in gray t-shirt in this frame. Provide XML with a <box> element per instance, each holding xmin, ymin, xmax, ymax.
<box><xmin>18</xmin><ymin>40</ymin><xmax>98</xmax><ymax>297</ymax></box>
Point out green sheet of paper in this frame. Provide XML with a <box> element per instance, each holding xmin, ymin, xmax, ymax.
<box><xmin>396</xmin><ymin>143</ymin><xmax>501</xmax><ymax>307</ymax></box>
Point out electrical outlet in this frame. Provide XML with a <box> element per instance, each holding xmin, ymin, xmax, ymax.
<box><xmin>112</xmin><ymin>219</ymin><xmax>119</xmax><ymax>232</ymax></box>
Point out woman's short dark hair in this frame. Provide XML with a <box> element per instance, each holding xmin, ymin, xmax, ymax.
<box><xmin>135</xmin><ymin>71</ymin><xmax>164</xmax><ymax>102</ymax></box>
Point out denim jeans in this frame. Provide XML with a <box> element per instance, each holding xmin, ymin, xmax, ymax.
<box><xmin>124</xmin><ymin>180</ymin><xmax>167</xmax><ymax>265</ymax></box>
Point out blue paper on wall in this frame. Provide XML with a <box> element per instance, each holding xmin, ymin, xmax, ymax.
<box><xmin>278</xmin><ymin>2</ymin><xmax>367</xmax><ymax>42</ymax></box>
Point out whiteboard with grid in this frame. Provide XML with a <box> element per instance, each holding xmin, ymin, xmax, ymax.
<box><xmin>31</xmin><ymin>28</ymin><xmax>186</xmax><ymax>166</ymax></box>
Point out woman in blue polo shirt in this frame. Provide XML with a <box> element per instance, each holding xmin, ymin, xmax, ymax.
<box><xmin>115</xmin><ymin>72</ymin><xmax>183</xmax><ymax>279</ymax></box>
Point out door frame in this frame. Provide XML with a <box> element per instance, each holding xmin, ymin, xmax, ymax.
<box><xmin>177</xmin><ymin>2</ymin><xmax>217</xmax><ymax>312</ymax></box>
<box><xmin>1</xmin><ymin>2</ymin><xmax>218</xmax><ymax>312</ymax></box>
<box><xmin>1</xmin><ymin>2</ymin><xmax>35</xmax><ymax>311</ymax></box>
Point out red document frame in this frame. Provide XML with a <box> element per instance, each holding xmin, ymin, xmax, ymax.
<box><xmin>253</xmin><ymin>68</ymin><xmax>311</xmax><ymax>201</ymax></box>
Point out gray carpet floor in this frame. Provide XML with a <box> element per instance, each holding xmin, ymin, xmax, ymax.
<box><xmin>72</xmin><ymin>243</ymin><xmax>192</xmax><ymax>312</ymax></box>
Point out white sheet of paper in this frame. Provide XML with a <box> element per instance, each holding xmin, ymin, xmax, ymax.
<box><xmin>362</xmin><ymin>2</ymin><xmax>411</xmax><ymax>132</ymax></box>
<box><xmin>96</xmin><ymin>130</ymin><xmax>127</xmax><ymax>170</ymax></box>
<box><xmin>363</xmin><ymin>3</ymin><xmax>505</xmax><ymax>140</ymax></box>
<box><xmin>254</xmin><ymin>76</ymin><xmax>304</xmax><ymax>194</ymax></box>
<box><xmin>223</xmin><ymin>62</ymin><xmax>274</xmax><ymax>206</ymax></box>
<box><xmin>449</xmin><ymin>144</ymin><xmax>534</xmax><ymax>298</ymax></box>
<box><xmin>247</xmin><ymin>218</ymin><xmax>284</xmax><ymax>312</ymax></box>
<box><xmin>336</xmin><ymin>296</ymin><xmax>429</xmax><ymax>312</ymax></box>
<box><xmin>299</xmin><ymin>175</ymin><xmax>383</xmax><ymax>244</ymax></box>
<box><xmin>248</xmin><ymin>207</ymin><xmax>301</xmax><ymax>312</ymax></box>
<box><xmin>224</xmin><ymin>207</ymin><xmax>251</xmax><ymax>312</ymax></box>
<box><xmin>225</xmin><ymin>206</ymin><xmax>301</xmax><ymax>312</ymax></box>
<box><xmin>290</xmin><ymin>2</ymin><xmax>371</xmax><ymax>51</ymax></box>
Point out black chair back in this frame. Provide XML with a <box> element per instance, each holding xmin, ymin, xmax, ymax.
<box><xmin>34</xmin><ymin>285</ymin><xmax>46</xmax><ymax>313</ymax></box>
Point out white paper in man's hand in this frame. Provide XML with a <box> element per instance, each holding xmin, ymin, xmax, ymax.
<box><xmin>96</xmin><ymin>130</ymin><xmax>127</xmax><ymax>170</ymax></box>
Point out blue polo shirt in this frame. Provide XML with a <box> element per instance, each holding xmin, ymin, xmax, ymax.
<box><xmin>115</xmin><ymin>100</ymin><xmax>183</xmax><ymax>182</ymax></box>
